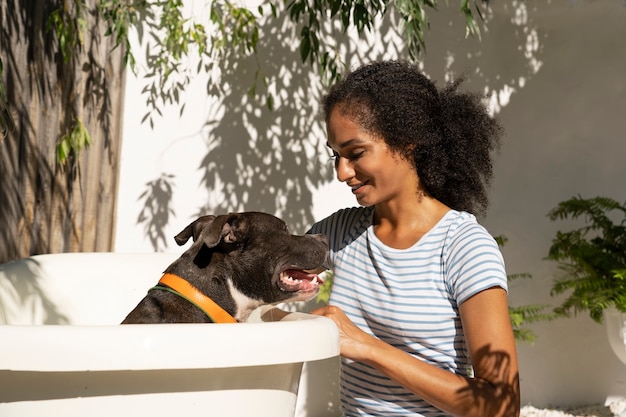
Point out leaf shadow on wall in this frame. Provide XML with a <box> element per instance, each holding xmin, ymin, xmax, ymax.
<box><xmin>136</xmin><ymin>9</ymin><xmax>408</xmax><ymax>244</ymax></box>
<box><xmin>135</xmin><ymin>1</ymin><xmax>542</xmax><ymax>249</ymax></box>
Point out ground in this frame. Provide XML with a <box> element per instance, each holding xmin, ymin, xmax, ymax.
<box><xmin>521</xmin><ymin>398</ymin><xmax>626</xmax><ymax>417</ymax></box>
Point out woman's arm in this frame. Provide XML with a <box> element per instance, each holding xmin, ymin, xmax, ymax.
<box><xmin>312</xmin><ymin>287</ymin><xmax>520</xmax><ymax>417</ymax></box>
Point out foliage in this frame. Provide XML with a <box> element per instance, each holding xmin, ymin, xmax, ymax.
<box><xmin>101</xmin><ymin>0</ymin><xmax>214</xmax><ymax>127</ymax></box>
<box><xmin>98</xmin><ymin>1</ymin><xmax>278</xmax><ymax>127</ymax></box>
<box><xmin>22</xmin><ymin>0</ymin><xmax>489</xmax><ymax>163</ymax></box>
<box><xmin>99</xmin><ymin>0</ymin><xmax>140</xmax><ymax>69</ymax></box>
<box><xmin>289</xmin><ymin>0</ymin><xmax>484</xmax><ymax>81</ymax></box>
<box><xmin>316</xmin><ymin>235</ymin><xmax>554</xmax><ymax>343</ymax></box>
<box><xmin>56</xmin><ymin>118</ymin><xmax>92</xmax><ymax>167</ymax></box>
<box><xmin>508</xmin><ymin>304</ymin><xmax>552</xmax><ymax>343</ymax></box>
<box><xmin>45</xmin><ymin>2</ymin><xmax>91</xmax><ymax>170</ymax></box>
<box><xmin>315</xmin><ymin>271</ymin><xmax>334</xmax><ymax>305</ymax></box>
<box><xmin>47</xmin><ymin>0</ymin><xmax>88</xmax><ymax>63</ymax></box>
<box><xmin>547</xmin><ymin>195</ymin><xmax>626</xmax><ymax>323</ymax></box>
<box><xmin>506</xmin><ymin>271</ymin><xmax>556</xmax><ymax>344</ymax></box>
<box><xmin>96</xmin><ymin>0</ymin><xmax>487</xmax><ymax>124</ymax></box>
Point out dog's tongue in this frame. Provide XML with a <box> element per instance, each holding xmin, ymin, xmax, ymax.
<box><xmin>284</xmin><ymin>269</ymin><xmax>324</xmax><ymax>285</ymax></box>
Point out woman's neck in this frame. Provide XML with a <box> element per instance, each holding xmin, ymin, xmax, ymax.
<box><xmin>372</xmin><ymin>195</ymin><xmax>450</xmax><ymax>249</ymax></box>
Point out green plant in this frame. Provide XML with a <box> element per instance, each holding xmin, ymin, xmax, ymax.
<box><xmin>56</xmin><ymin>118</ymin><xmax>91</xmax><ymax>167</ymax></box>
<box><xmin>547</xmin><ymin>195</ymin><xmax>626</xmax><ymax>323</ymax></box>
<box><xmin>31</xmin><ymin>0</ymin><xmax>490</xmax><ymax>163</ymax></box>
<box><xmin>288</xmin><ymin>0</ymin><xmax>485</xmax><ymax>83</ymax></box>
<box><xmin>315</xmin><ymin>271</ymin><xmax>334</xmax><ymax>305</ymax></box>
<box><xmin>315</xmin><ymin>235</ymin><xmax>554</xmax><ymax>343</ymax></box>
<box><xmin>502</xmin><ymin>267</ymin><xmax>555</xmax><ymax>343</ymax></box>
<box><xmin>47</xmin><ymin>0</ymin><xmax>88</xmax><ymax>63</ymax></box>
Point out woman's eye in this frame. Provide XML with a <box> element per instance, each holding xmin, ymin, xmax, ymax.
<box><xmin>328</xmin><ymin>150</ymin><xmax>365</xmax><ymax>166</ymax></box>
<box><xmin>348</xmin><ymin>150</ymin><xmax>365</xmax><ymax>160</ymax></box>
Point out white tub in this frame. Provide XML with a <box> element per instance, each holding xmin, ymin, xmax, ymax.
<box><xmin>0</xmin><ymin>253</ymin><xmax>340</xmax><ymax>417</ymax></box>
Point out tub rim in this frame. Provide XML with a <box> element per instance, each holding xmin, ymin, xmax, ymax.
<box><xmin>0</xmin><ymin>308</ymin><xmax>340</xmax><ymax>372</ymax></box>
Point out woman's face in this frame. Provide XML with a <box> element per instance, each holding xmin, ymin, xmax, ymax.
<box><xmin>326</xmin><ymin>108</ymin><xmax>418</xmax><ymax>207</ymax></box>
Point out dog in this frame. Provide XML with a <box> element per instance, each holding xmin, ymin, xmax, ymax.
<box><xmin>122</xmin><ymin>212</ymin><xmax>328</xmax><ymax>324</ymax></box>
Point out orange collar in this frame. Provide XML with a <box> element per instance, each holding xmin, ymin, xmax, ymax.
<box><xmin>155</xmin><ymin>273</ymin><xmax>237</xmax><ymax>323</ymax></box>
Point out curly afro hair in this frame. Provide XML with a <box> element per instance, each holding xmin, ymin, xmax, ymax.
<box><xmin>322</xmin><ymin>60</ymin><xmax>503</xmax><ymax>216</ymax></box>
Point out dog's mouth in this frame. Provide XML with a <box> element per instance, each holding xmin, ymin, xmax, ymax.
<box><xmin>279</xmin><ymin>269</ymin><xmax>324</xmax><ymax>293</ymax></box>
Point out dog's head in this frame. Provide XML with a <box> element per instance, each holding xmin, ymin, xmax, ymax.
<box><xmin>172</xmin><ymin>212</ymin><xmax>328</xmax><ymax>311</ymax></box>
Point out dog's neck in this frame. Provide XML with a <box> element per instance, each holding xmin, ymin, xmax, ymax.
<box><xmin>226</xmin><ymin>279</ymin><xmax>268</xmax><ymax>322</ymax></box>
<box><xmin>155</xmin><ymin>273</ymin><xmax>238</xmax><ymax>323</ymax></box>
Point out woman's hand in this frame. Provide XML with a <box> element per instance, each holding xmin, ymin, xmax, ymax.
<box><xmin>310</xmin><ymin>305</ymin><xmax>378</xmax><ymax>361</ymax></box>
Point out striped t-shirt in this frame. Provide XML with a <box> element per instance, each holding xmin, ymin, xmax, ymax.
<box><xmin>308</xmin><ymin>206</ymin><xmax>508</xmax><ymax>417</ymax></box>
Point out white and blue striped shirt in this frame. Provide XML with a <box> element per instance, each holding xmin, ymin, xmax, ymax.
<box><xmin>309</xmin><ymin>206</ymin><xmax>507</xmax><ymax>417</ymax></box>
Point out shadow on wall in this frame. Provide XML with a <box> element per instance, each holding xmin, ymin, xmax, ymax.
<box><xmin>132</xmin><ymin>1</ymin><xmax>543</xmax><ymax>249</ymax></box>
<box><xmin>421</xmin><ymin>1</ymin><xmax>543</xmax><ymax>115</ymax></box>
<box><xmin>133</xmin><ymin>8</ymin><xmax>409</xmax><ymax>247</ymax></box>
<box><xmin>0</xmin><ymin>1</ymin><xmax>125</xmax><ymax>263</ymax></box>
<box><xmin>0</xmin><ymin>0</ymin><xmax>60</xmax><ymax>263</ymax></box>
<box><xmin>0</xmin><ymin>118</ymin><xmax>63</xmax><ymax>263</ymax></box>
<box><xmin>0</xmin><ymin>258</ymin><xmax>69</xmax><ymax>325</ymax></box>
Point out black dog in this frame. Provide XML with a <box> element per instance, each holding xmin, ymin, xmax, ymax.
<box><xmin>122</xmin><ymin>212</ymin><xmax>327</xmax><ymax>324</ymax></box>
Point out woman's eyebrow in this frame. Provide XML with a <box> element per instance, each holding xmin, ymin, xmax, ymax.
<box><xmin>326</xmin><ymin>138</ymin><xmax>365</xmax><ymax>150</ymax></box>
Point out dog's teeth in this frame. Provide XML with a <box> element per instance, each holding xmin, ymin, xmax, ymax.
<box><xmin>283</xmin><ymin>271</ymin><xmax>323</xmax><ymax>287</ymax></box>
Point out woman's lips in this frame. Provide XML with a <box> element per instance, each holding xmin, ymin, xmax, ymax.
<box><xmin>350</xmin><ymin>181</ymin><xmax>367</xmax><ymax>194</ymax></box>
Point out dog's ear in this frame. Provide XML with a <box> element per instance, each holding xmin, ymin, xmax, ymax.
<box><xmin>218</xmin><ymin>222</ymin><xmax>237</xmax><ymax>244</ymax></box>
<box><xmin>199</xmin><ymin>214</ymin><xmax>239</xmax><ymax>247</ymax></box>
<box><xmin>174</xmin><ymin>214</ymin><xmax>239</xmax><ymax>248</ymax></box>
<box><xmin>174</xmin><ymin>215</ymin><xmax>217</xmax><ymax>246</ymax></box>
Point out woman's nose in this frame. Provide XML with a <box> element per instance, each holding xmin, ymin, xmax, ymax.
<box><xmin>335</xmin><ymin>157</ymin><xmax>354</xmax><ymax>183</ymax></box>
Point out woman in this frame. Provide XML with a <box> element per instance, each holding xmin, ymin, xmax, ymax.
<box><xmin>309</xmin><ymin>60</ymin><xmax>520</xmax><ymax>417</ymax></box>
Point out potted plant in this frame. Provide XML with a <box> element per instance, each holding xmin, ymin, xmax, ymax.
<box><xmin>546</xmin><ymin>195</ymin><xmax>626</xmax><ymax>362</ymax></box>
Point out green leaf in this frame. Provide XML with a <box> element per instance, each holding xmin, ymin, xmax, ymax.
<box><xmin>266</xmin><ymin>93</ymin><xmax>274</xmax><ymax>112</ymax></box>
<box><xmin>547</xmin><ymin>195</ymin><xmax>626</xmax><ymax>322</ymax></box>
<box><xmin>300</xmin><ymin>27</ymin><xmax>311</xmax><ymax>63</ymax></box>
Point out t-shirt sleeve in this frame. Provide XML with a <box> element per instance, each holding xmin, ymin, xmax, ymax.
<box><xmin>445</xmin><ymin>221</ymin><xmax>508</xmax><ymax>306</ymax></box>
<box><xmin>307</xmin><ymin>206</ymin><xmax>369</xmax><ymax>270</ymax></box>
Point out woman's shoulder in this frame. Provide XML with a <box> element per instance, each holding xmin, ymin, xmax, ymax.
<box><xmin>440</xmin><ymin>210</ymin><xmax>497</xmax><ymax>248</ymax></box>
<box><xmin>442</xmin><ymin>210</ymin><xmax>484</xmax><ymax>232</ymax></box>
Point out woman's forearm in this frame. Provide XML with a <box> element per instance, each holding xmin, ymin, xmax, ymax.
<box><xmin>360</xmin><ymin>337</ymin><xmax>520</xmax><ymax>417</ymax></box>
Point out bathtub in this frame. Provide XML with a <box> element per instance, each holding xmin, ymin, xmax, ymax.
<box><xmin>0</xmin><ymin>253</ymin><xmax>340</xmax><ymax>417</ymax></box>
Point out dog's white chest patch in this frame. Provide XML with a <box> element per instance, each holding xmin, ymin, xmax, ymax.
<box><xmin>227</xmin><ymin>279</ymin><xmax>264</xmax><ymax>322</ymax></box>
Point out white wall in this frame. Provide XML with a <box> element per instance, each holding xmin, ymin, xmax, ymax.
<box><xmin>115</xmin><ymin>0</ymin><xmax>626</xmax><ymax>408</ymax></box>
